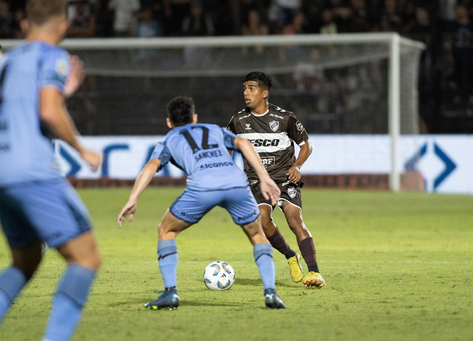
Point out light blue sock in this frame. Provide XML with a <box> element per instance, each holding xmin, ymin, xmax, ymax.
<box><xmin>158</xmin><ymin>240</ymin><xmax>178</xmax><ymax>289</ymax></box>
<box><xmin>253</xmin><ymin>243</ymin><xmax>275</xmax><ymax>290</ymax></box>
<box><xmin>0</xmin><ymin>267</ymin><xmax>28</xmax><ymax>322</ymax></box>
<box><xmin>43</xmin><ymin>264</ymin><xmax>96</xmax><ymax>341</ymax></box>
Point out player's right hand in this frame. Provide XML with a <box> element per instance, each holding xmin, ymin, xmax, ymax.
<box><xmin>80</xmin><ymin>149</ymin><xmax>101</xmax><ymax>172</ymax></box>
<box><xmin>64</xmin><ymin>55</ymin><xmax>86</xmax><ymax>98</ymax></box>
<box><xmin>260</xmin><ymin>177</ymin><xmax>281</xmax><ymax>206</ymax></box>
<box><xmin>118</xmin><ymin>200</ymin><xmax>137</xmax><ymax>227</ymax></box>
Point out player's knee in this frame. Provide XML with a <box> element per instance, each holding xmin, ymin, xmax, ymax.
<box><xmin>89</xmin><ymin>249</ymin><xmax>102</xmax><ymax>270</ymax></box>
<box><xmin>158</xmin><ymin>223</ymin><xmax>173</xmax><ymax>239</ymax></box>
<box><xmin>286</xmin><ymin>215</ymin><xmax>303</xmax><ymax>231</ymax></box>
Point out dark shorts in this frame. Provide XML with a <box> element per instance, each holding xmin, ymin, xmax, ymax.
<box><xmin>170</xmin><ymin>186</ymin><xmax>260</xmax><ymax>225</ymax></box>
<box><xmin>0</xmin><ymin>179</ymin><xmax>92</xmax><ymax>249</ymax></box>
<box><xmin>249</xmin><ymin>179</ymin><xmax>303</xmax><ymax>211</ymax></box>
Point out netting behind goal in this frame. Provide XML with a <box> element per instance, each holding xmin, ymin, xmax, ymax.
<box><xmin>55</xmin><ymin>34</ymin><xmax>423</xmax><ymax>137</ymax></box>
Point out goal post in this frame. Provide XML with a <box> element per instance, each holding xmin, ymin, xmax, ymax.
<box><xmin>0</xmin><ymin>33</ymin><xmax>424</xmax><ymax>191</ymax></box>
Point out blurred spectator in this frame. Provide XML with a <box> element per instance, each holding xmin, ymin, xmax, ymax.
<box><xmin>162</xmin><ymin>0</ymin><xmax>191</xmax><ymax>36</ymax></box>
<box><xmin>320</xmin><ymin>8</ymin><xmax>337</xmax><ymax>34</ymax></box>
<box><xmin>446</xmin><ymin>2</ymin><xmax>473</xmax><ymax>106</ymax></box>
<box><xmin>202</xmin><ymin>0</ymin><xmax>234</xmax><ymax>36</ymax></box>
<box><xmin>68</xmin><ymin>0</ymin><xmax>96</xmax><ymax>22</ymax></box>
<box><xmin>182</xmin><ymin>0</ymin><xmax>214</xmax><ymax>36</ymax></box>
<box><xmin>135</xmin><ymin>8</ymin><xmax>163</xmax><ymax>38</ymax></box>
<box><xmin>182</xmin><ymin>1</ymin><xmax>214</xmax><ymax>68</ymax></box>
<box><xmin>333</xmin><ymin>5</ymin><xmax>352</xmax><ymax>33</ymax></box>
<box><xmin>108</xmin><ymin>0</ymin><xmax>141</xmax><ymax>37</ymax></box>
<box><xmin>350</xmin><ymin>0</ymin><xmax>372</xmax><ymax>32</ymax></box>
<box><xmin>241</xmin><ymin>9</ymin><xmax>268</xmax><ymax>54</ymax></box>
<box><xmin>439</xmin><ymin>0</ymin><xmax>456</xmax><ymax>22</ymax></box>
<box><xmin>380</xmin><ymin>0</ymin><xmax>403</xmax><ymax>32</ymax></box>
<box><xmin>0</xmin><ymin>0</ymin><xmax>14</xmax><ymax>38</ymax></box>
<box><xmin>407</xmin><ymin>6</ymin><xmax>432</xmax><ymax>36</ymax></box>
<box><xmin>12</xmin><ymin>8</ymin><xmax>25</xmax><ymax>39</ymax></box>
<box><xmin>268</xmin><ymin>0</ymin><xmax>302</xmax><ymax>31</ymax></box>
<box><xmin>68</xmin><ymin>1</ymin><xmax>96</xmax><ymax>38</ymax></box>
<box><xmin>279</xmin><ymin>11</ymin><xmax>305</xmax><ymax>62</ymax></box>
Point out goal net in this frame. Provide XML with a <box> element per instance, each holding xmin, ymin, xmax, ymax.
<box><xmin>55</xmin><ymin>34</ymin><xmax>423</xmax><ymax>138</ymax></box>
<box><xmin>1</xmin><ymin>33</ymin><xmax>424</xmax><ymax>190</ymax></box>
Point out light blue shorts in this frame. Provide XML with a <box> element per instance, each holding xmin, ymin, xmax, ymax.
<box><xmin>0</xmin><ymin>179</ymin><xmax>92</xmax><ymax>249</ymax></box>
<box><xmin>170</xmin><ymin>186</ymin><xmax>260</xmax><ymax>225</ymax></box>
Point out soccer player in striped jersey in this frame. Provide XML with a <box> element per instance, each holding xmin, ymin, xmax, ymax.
<box><xmin>118</xmin><ymin>96</ymin><xmax>285</xmax><ymax>309</ymax></box>
<box><xmin>227</xmin><ymin>71</ymin><xmax>326</xmax><ymax>288</ymax></box>
<box><xmin>0</xmin><ymin>1</ymin><xmax>101</xmax><ymax>340</ymax></box>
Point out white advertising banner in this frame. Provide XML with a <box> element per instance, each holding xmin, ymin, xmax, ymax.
<box><xmin>56</xmin><ymin>135</ymin><xmax>473</xmax><ymax>194</ymax></box>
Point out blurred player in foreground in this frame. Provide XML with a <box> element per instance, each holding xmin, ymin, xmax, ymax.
<box><xmin>118</xmin><ymin>96</ymin><xmax>286</xmax><ymax>309</ymax></box>
<box><xmin>0</xmin><ymin>1</ymin><xmax>102</xmax><ymax>340</ymax></box>
<box><xmin>227</xmin><ymin>71</ymin><xmax>325</xmax><ymax>288</ymax></box>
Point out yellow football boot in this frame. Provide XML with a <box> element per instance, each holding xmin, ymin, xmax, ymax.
<box><xmin>303</xmin><ymin>272</ymin><xmax>326</xmax><ymax>288</ymax></box>
<box><xmin>287</xmin><ymin>253</ymin><xmax>304</xmax><ymax>282</ymax></box>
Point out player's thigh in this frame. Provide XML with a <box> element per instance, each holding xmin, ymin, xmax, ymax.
<box><xmin>0</xmin><ymin>187</ymin><xmax>41</xmax><ymax>249</ymax></box>
<box><xmin>158</xmin><ymin>209</ymin><xmax>193</xmax><ymax>238</ymax></box>
<box><xmin>57</xmin><ymin>231</ymin><xmax>101</xmax><ymax>269</ymax></box>
<box><xmin>0</xmin><ymin>180</ymin><xmax>93</xmax><ymax>250</ymax></box>
<box><xmin>221</xmin><ymin>187</ymin><xmax>260</xmax><ymax>225</ymax></box>
<box><xmin>277</xmin><ymin>183</ymin><xmax>302</xmax><ymax>211</ymax></box>
<box><xmin>169</xmin><ymin>188</ymin><xmax>222</xmax><ymax>224</ymax></box>
<box><xmin>10</xmin><ymin>242</ymin><xmax>43</xmax><ymax>276</ymax></box>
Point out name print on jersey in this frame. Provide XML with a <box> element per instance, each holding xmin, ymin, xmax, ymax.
<box><xmin>195</xmin><ymin>149</ymin><xmax>223</xmax><ymax>162</ymax></box>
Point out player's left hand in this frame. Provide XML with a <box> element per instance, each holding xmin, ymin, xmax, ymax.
<box><xmin>64</xmin><ymin>55</ymin><xmax>86</xmax><ymax>98</ymax></box>
<box><xmin>287</xmin><ymin>164</ymin><xmax>301</xmax><ymax>183</ymax></box>
<box><xmin>260</xmin><ymin>177</ymin><xmax>281</xmax><ymax>206</ymax></box>
<box><xmin>118</xmin><ymin>200</ymin><xmax>137</xmax><ymax>227</ymax></box>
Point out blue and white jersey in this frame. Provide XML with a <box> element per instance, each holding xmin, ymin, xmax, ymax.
<box><xmin>0</xmin><ymin>41</ymin><xmax>70</xmax><ymax>186</ymax></box>
<box><xmin>152</xmin><ymin>123</ymin><xmax>249</xmax><ymax>191</ymax></box>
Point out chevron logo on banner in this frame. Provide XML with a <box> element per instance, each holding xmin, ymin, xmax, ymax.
<box><xmin>405</xmin><ymin>142</ymin><xmax>457</xmax><ymax>191</ymax></box>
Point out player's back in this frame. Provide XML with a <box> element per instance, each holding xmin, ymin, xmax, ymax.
<box><xmin>0</xmin><ymin>42</ymin><xmax>68</xmax><ymax>186</ymax></box>
<box><xmin>154</xmin><ymin>123</ymin><xmax>248</xmax><ymax>191</ymax></box>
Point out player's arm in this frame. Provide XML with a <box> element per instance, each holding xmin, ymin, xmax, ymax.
<box><xmin>117</xmin><ymin>158</ymin><xmax>161</xmax><ymax>227</ymax></box>
<box><xmin>233</xmin><ymin>137</ymin><xmax>280</xmax><ymax>205</ymax></box>
<box><xmin>226</xmin><ymin>117</ymin><xmax>237</xmax><ymax>157</ymax></box>
<box><xmin>39</xmin><ymin>88</ymin><xmax>101</xmax><ymax>171</ymax></box>
<box><xmin>287</xmin><ymin>139</ymin><xmax>312</xmax><ymax>183</ymax></box>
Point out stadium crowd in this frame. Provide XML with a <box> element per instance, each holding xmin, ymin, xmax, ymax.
<box><xmin>0</xmin><ymin>0</ymin><xmax>440</xmax><ymax>39</ymax></box>
<box><xmin>1</xmin><ymin>0</ymin><xmax>471</xmax><ymax>134</ymax></box>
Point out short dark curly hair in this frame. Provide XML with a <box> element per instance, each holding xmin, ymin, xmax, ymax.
<box><xmin>242</xmin><ymin>71</ymin><xmax>272</xmax><ymax>92</ymax></box>
<box><xmin>166</xmin><ymin>96</ymin><xmax>195</xmax><ymax>127</ymax></box>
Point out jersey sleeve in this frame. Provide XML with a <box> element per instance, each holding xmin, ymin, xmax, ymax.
<box><xmin>39</xmin><ymin>48</ymin><xmax>70</xmax><ymax>94</ymax></box>
<box><xmin>151</xmin><ymin>141</ymin><xmax>172</xmax><ymax>170</ymax></box>
<box><xmin>287</xmin><ymin>113</ymin><xmax>309</xmax><ymax>145</ymax></box>
<box><xmin>226</xmin><ymin>115</ymin><xmax>237</xmax><ymax>134</ymax></box>
<box><xmin>221</xmin><ymin>128</ymin><xmax>238</xmax><ymax>150</ymax></box>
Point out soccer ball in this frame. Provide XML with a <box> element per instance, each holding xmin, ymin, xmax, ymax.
<box><xmin>203</xmin><ymin>261</ymin><xmax>235</xmax><ymax>290</ymax></box>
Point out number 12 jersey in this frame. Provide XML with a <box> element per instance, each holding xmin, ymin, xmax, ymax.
<box><xmin>151</xmin><ymin>123</ymin><xmax>248</xmax><ymax>191</ymax></box>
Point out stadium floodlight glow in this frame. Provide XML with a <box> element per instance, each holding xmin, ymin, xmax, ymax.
<box><xmin>0</xmin><ymin>33</ymin><xmax>424</xmax><ymax>192</ymax></box>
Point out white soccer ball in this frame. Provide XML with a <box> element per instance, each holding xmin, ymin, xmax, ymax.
<box><xmin>203</xmin><ymin>260</ymin><xmax>235</xmax><ymax>291</ymax></box>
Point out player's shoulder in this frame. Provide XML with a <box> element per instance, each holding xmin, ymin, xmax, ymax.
<box><xmin>268</xmin><ymin>103</ymin><xmax>295</xmax><ymax>118</ymax></box>
<box><xmin>231</xmin><ymin>107</ymin><xmax>252</xmax><ymax>120</ymax></box>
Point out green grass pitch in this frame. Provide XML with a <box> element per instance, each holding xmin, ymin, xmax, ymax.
<box><xmin>1</xmin><ymin>188</ymin><xmax>473</xmax><ymax>341</ymax></box>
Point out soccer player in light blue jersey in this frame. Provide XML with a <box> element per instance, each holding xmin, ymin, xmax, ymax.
<box><xmin>118</xmin><ymin>96</ymin><xmax>286</xmax><ymax>309</ymax></box>
<box><xmin>0</xmin><ymin>1</ymin><xmax>101</xmax><ymax>340</ymax></box>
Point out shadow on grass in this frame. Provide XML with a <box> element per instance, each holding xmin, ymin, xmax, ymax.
<box><xmin>235</xmin><ymin>277</ymin><xmax>298</xmax><ymax>288</ymax></box>
<box><xmin>180</xmin><ymin>300</ymin><xmax>244</xmax><ymax>307</ymax></box>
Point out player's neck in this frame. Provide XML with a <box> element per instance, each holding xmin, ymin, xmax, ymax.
<box><xmin>250</xmin><ymin>102</ymin><xmax>269</xmax><ymax>116</ymax></box>
<box><xmin>27</xmin><ymin>31</ymin><xmax>62</xmax><ymax>45</ymax></box>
